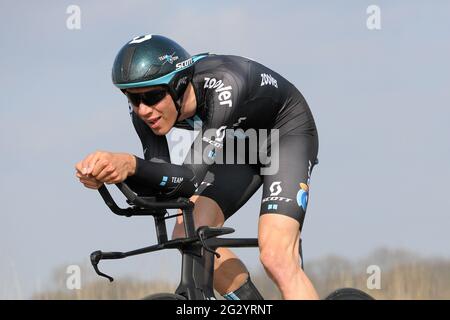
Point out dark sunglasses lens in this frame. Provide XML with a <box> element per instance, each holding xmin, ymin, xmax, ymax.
<box><xmin>126</xmin><ymin>89</ymin><xmax>167</xmax><ymax>107</ymax></box>
<box><xmin>141</xmin><ymin>89</ymin><xmax>167</xmax><ymax>106</ymax></box>
<box><xmin>127</xmin><ymin>93</ymin><xmax>141</xmax><ymax>106</ymax></box>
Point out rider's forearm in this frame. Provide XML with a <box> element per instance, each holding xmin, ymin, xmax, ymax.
<box><xmin>124</xmin><ymin>156</ymin><xmax>197</xmax><ymax>195</ymax></box>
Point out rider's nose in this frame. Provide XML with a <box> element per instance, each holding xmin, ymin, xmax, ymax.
<box><xmin>136</xmin><ymin>103</ymin><xmax>153</xmax><ymax>117</ymax></box>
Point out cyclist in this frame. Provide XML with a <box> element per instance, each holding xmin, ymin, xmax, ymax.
<box><xmin>75</xmin><ymin>34</ymin><xmax>319</xmax><ymax>300</ymax></box>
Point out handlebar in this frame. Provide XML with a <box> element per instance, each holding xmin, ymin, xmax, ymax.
<box><xmin>92</xmin><ymin>182</ymin><xmax>194</xmax><ymax>280</ymax></box>
<box><xmin>91</xmin><ymin>182</ymin><xmax>242</xmax><ymax>283</ymax></box>
<box><xmin>97</xmin><ymin>183</ymin><xmax>193</xmax><ymax>217</ymax></box>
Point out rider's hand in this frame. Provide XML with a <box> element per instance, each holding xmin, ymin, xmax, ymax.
<box><xmin>75</xmin><ymin>151</ymin><xmax>136</xmax><ymax>188</ymax></box>
<box><xmin>75</xmin><ymin>171</ymin><xmax>104</xmax><ymax>189</ymax></box>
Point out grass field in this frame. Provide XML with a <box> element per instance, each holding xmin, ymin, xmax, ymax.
<box><xmin>31</xmin><ymin>248</ymin><xmax>450</xmax><ymax>300</ymax></box>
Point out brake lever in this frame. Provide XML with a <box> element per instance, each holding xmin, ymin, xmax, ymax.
<box><xmin>90</xmin><ymin>250</ymin><xmax>126</xmax><ymax>282</ymax></box>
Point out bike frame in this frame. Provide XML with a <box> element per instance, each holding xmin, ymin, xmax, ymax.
<box><xmin>90</xmin><ymin>183</ymin><xmax>258</xmax><ymax>300</ymax></box>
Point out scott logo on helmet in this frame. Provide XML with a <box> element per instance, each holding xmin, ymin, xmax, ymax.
<box><xmin>176</xmin><ymin>58</ymin><xmax>193</xmax><ymax>70</ymax></box>
<box><xmin>204</xmin><ymin>77</ymin><xmax>233</xmax><ymax>107</ymax></box>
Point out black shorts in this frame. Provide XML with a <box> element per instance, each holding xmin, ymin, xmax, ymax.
<box><xmin>194</xmin><ymin>129</ymin><xmax>319</xmax><ymax>230</ymax></box>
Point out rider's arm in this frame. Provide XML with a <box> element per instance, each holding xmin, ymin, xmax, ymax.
<box><xmin>123</xmin><ymin>111</ymin><xmax>197</xmax><ymax>196</ymax></box>
<box><xmin>125</xmin><ymin>155</ymin><xmax>197</xmax><ymax>196</ymax></box>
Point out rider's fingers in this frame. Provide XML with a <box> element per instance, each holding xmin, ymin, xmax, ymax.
<box><xmin>79</xmin><ymin>175</ymin><xmax>103</xmax><ymax>189</ymax></box>
<box><xmin>80</xmin><ymin>153</ymin><xmax>94</xmax><ymax>174</ymax></box>
<box><xmin>78</xmin><ymin>174</ymin><xmax>100</xmax><ymax>185</ymax></box>
<box><xmin>95</xmin><ymin>165</ymin><xmax>115</xmax><ymax>182</ymax></box>
<box><xmin>83</xmin><ymin>151</ymin><xmax>103</xmax><ymax>175</ymax></box>
<box><xmin>91</xmin><ymin>158</ymin><xmax>110</xmax><ymax>178</ymax></box>
<box><xmin>83</xmin><ymin>181</ymin><xmax>103</xmax><ymax>190</ymax></box>
<box><xmin>96</xmin><ymin>166</ymin><xmax>123</xmax><ymax>184</ymax></box>
<box><xmin>104</xmin><ymin>172</ymin><xmax>122</xmax><ymax>184</ymax></box>
<box><xmin>75</xmin><ymin>161</ymin><xmax>85</xmax><ymax>173</ymax></box>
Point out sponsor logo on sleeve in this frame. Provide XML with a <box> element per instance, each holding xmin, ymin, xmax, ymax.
<box><xmin>262</xmin><ymin>182</ymin><xmax>293</xmax><ymax>204</ymax></box>
<box><xmin>171</xmin><ymin>177</ymin><xmax>184</xmax><ymax>184</ymax></box>
<box><xmin>269</xmin><ymin>181</ymin><xmax>282</xmax><ymax>196</ymax></box>
<box><xmin>296</xmin><ymin>160</ymin><xmax>314</xmax><ymax>211</ymax></box>
<box><xmin>296</xmin><ymin>183</ymin><xmax>309</xmax><ymax>211</ymax></box>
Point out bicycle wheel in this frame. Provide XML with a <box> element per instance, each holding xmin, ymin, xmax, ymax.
<box><xmin>325</xmin><ymin>288</ymin><xmax>374</xmax><ymax>300</ymax></box>
<box><xmin>143</xmin><ymin>293</ymin><xmax>187</xmax><ymax>300</ymax></box>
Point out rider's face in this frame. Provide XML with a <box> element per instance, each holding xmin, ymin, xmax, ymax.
<box><xmin>125</xmin><ymin>86</ymin><xmax>177</xmax><ymax>136</ymax></box>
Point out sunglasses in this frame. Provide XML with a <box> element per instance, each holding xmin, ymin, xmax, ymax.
<box><xmin>125</xmin><ymin>88</ymin><xmax>168</xmax><ymax>107</ymax></box>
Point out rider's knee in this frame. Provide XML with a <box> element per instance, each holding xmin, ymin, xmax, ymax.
<box><xmin>259</xmin><ymin>243</ymin><xmax>299</xmax><ymax>279</ymax></box>
<box><xmin>193</xmin><ymin>196</ymin><xmax>225</xmax><ymax>227</ymax></box>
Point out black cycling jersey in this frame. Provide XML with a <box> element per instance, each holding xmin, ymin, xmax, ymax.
<box><xmin>125</xmin><ymin>54</ymin><xmax>318</xmax><ymax>225</ymax></box>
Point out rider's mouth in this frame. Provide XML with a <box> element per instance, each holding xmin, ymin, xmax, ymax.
<box><xmin>148</xmin><ymin>116</ymin><xmax>162</xmax><ymax>128</ymax></box>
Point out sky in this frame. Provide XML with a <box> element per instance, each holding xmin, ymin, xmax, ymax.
<box><xmin>1</xmin><ymin>0</ymin><xmax>449</xmax><ymax>299</ymax></box>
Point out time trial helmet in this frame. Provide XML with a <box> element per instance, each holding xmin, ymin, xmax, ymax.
<box><xmin>112</xmin><ymin>34</ymin><xmax>206</xmax><ymax>111</ymax></box>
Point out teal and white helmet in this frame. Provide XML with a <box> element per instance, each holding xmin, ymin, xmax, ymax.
<box><xmin>112</xmin><ymin>34</ymin><xmax>206</xmax><ymax>114</ymax></box>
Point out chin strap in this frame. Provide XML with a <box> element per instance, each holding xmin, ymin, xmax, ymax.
<box><xmin>174</xmin><ymin>99</ymin><xmax>183</xmax><ymax>121</ymax></box>
<box><xmin>168</xmin><ymin>81</ymin><xmax>191</xmax><ymax>122</ymax></box>
<box><xmin>169</xmin><ymin>91</ymin><xmax>184</xmax><ymax>122</ymax></box>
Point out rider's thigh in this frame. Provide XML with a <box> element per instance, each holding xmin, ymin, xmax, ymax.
<box><xmin>192</xmin><ymin>163</ymin><xmax>262</xmax><ymax>221</ymax></box>
<box><xmin>260</xmin><ymin>133</ymin><xmax>318</xmax><ymax>230</ymax></box>
<box><xmin>258</xmin><ymin>214</ymin><xmax>301</xmax><ymax>263</ymax></box>
<box><xmin>172</xmin><ymin>195</ymin><xmax>225</xmax><ymax>239</ymax></box>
